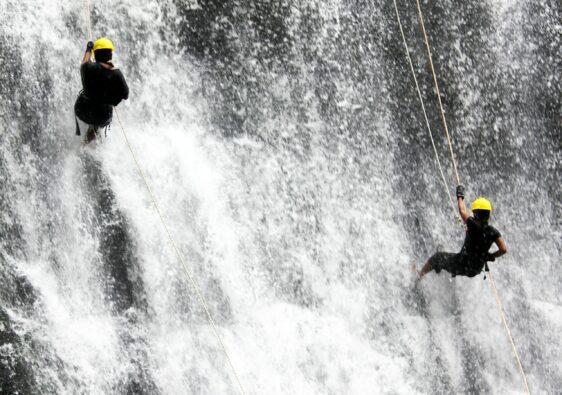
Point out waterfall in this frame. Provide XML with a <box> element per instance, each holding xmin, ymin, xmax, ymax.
<box><xmin>0</xmin><ymin>0</ymin><xmax>559</xmax><ymax>393</ymax></box>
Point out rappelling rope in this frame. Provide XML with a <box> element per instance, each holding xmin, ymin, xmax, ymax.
<box><xmin>115</xmin><ymin>112</ymin><xmax>247</xmax><ymax>395</ymax></box>
<box><xmin>83</xmin><ymin>3</ymin><xmax>246</xmax><ymax>395</ymax></box>
<box><xmin>394</xmin><ymin>1</ymin><xmax>531</xmax><ymax>393</ymax></box>
<box><xmin>391</xmin><ymin>0</ymin><xmax>457</xmax><ymax>219</ymax></box>
<box><xmin>487</xmin><ymin>271</ymin><xmax>531</xmax><ymax>393</ymax></box>
<box><xmin>414</xmin><ymin>0</ymin><xmax>460</xmax><ymax>185</ymax></box>
<box><xmin>85</xmin><ymin>0</ymin><xmax>93</xmax><ymax>41</ymax></box>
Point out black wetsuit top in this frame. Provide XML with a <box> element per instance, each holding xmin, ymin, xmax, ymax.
<box><xmin>80</xmin><ymin>61</ymin><xmax>129</xmax><ymax>106</ymax></box>
<box><xmin>429</xmin><ymin>217</ymin><xmax>501</xmax><ymax>277</ymax></box>
<box><xmin>455</xmin><ymin>217</ymin><xmax>501</xmax><ymax>276</ymax></box>
<box><xmin>461</xmin><ymin>217</ymin><xmax>501</xmax><ymax>261</ymax></box>
<box><xmin>75</xmin><ymin>61</ymin><xmax>129</xmax><ymax>127</ymax></box>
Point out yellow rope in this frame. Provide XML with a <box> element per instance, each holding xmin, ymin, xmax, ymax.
<box><xmin>85</xmin><ymin>0</ymin><xmax>92</xmax><ymax>41</ymax></box>
<box><xmin>391</xmin><ymin>0</ymin><xmax>457</xmax><ymax>219</ymax></box>
<box><xmin>114</xmin><ymin>111</ymin><xmax>247</xmax><ymax>395</ymax></box>
<box><xmin>408</xmin><ymin>1</ymin><xmax>531</xmax><ymax>393</ymax></box>
<box><xmin>488</xmin><ymin>271</ymin><xmax>531</xmax><ymax>394</ymax></box>
<box><xmin>414</xmin><ymin>0</ymin><xmax>460</xmax><ymax>185</ymax></box>
<box><xmin>83</xmin><ymin>2</ymin><xmax>246</xmax><ymax>394</ymax></box>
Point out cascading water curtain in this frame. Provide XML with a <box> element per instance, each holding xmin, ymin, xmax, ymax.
<box><xmin>0</xmin><ymin>0</ymin><xmax>559</xmax><ymax>393</ymax></box>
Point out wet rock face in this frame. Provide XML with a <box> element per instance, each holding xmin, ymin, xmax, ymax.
<box><xmin>172</xmin><ymin>1</ymin><xmax>560</xmax><ymax>392</ymax></box>
<box><xmin>83</xmin><ymin>155</ymin><xmax>139</xmax><ymax>314</ymax></box>
<box><xmin>0</xmin><ymin>0</ymin><xmax>559</xmax><ymax>392</ymax></box>
<box><xmin>0</xmin><ymin>307</ymin><xmax>35</xmax><ymax>394</ymax></box>
<box><xmin>0</xmin><ymin>244</ymin><xmax>37</xmax><ymax>394</ymax></box>
<box><xmin>175</xmin><ymin>0</ymin><xmax>560</xmax><ymax>181</ymax></box>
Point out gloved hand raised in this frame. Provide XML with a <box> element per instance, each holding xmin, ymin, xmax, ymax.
<box><xmin>86</xmin><ymin>41</ymin><xmax>94</xmax><ymax>51</ymax></box>
<box><xmin>456</xmin><ymin>185</ymin><xmax>465</xmax><ymax>199</ymax></box>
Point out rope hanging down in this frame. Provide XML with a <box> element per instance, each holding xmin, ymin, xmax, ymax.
<box><xmin>393</xmin><ymin>1</ymin><xmax>530</xmax><ymax>392</ymax></box>
<box><xmin>414</xmin><ymin>0</ymin><xmax>460</xmax><ymax>185</ymax></box>
<box><xmin>487</xmin><ymin>271</ymin><xmax>531</xmax><ymax>394</ymax></box>
<box><xmin>413</xmin><ymin>4</ymin><xmax>531</xmax><ymax>393</ymax></box>
<box><xmin>115</xmin><ymin>112</ymin><xmax>247</xmax><ymax>395</ymax></box>
<box><xmin>83</xmin><ymin>3</ymin><xmax>246</xmax><ymax>395</ymax></box>
<box><xmin>85</xmin><ymin>0</ymin><xmax>92</xmax><ymax>41</ymax></box>
<box><xmin>391</xmin><ymin>0</ymin><xmax>457</xmax><ymax>219</ymax></box>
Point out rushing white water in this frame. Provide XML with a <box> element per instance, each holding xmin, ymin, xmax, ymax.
<box><xmin>0</xmin><ymin>0</ymin><xmax>559</xmax><ymax>393</ymax></box>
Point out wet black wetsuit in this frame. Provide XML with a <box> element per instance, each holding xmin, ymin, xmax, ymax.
<box><xmin>428</xmin><ymin>217</ymin><xmax>502</xmax><ymax>277</ymax></box>
<box><xmin>74</xmin><ymin>61</ymin><xmax>129</xmax><ymax>128</ymax></box>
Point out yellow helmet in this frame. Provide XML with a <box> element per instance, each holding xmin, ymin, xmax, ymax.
<box><xmin>93</xmin><ymin>37</ymin><xmax>115</xmax><ymax>52</ymax></box>
<box><xmin>471</xmin><ymin>197</ymin><xmax>492</xmax><ymax>212</ymax></box>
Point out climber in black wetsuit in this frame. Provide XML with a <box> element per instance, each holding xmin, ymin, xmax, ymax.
<box><xmin>74</xmin><ymin>37</ymin><xmax>129</xmax><ymax>142</ymax></box>
<box><xmin>415</xmin><ymin>186</ymin><xmax>507</xmax><ymax>279</ymax></box>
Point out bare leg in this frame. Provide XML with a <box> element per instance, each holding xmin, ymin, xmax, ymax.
<box><xmin>86</xmin><ymin>126</ymin><xmax>97</xmax><ymax>143</ymax></box>
<box><xmin>418</xmin><ymin>261</ymin><xmax>433</xmax><ymax>278</ymax></box>
<box><xmin>412</xmin><ymin>261</ymin><xmax>433</xmax><ymax>279</ymax></box>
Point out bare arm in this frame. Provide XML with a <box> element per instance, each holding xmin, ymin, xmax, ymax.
<box><xmin>458</xmin><ymin>196</ymin><xmax>470</xmax><ymax>222</ymax></box>
<box><xmin>81</xmin><ymin>41</ymin><xmax>94</xmax><ymax>64</ymax></box>
<box><xmin>455</xmin><ymin>185</ymin><xmax>470</xmax><ymax>223</ymax></box>
<box><xmin>81</xmin><ymin>50</ymin><xmax>92</xmax><ymax>64</ymax></box>
<box><xmin>490</xmin><ymin>237</ymin><xmax>507</xmax><ymax>258</ymax></box>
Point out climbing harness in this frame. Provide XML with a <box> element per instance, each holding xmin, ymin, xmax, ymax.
<box><xmin>482</xmin><ymin>262</ymin><xmax>490</xmax><ymax>279</ymax></box>
<box><xmin>393</xmin><ymin>0</ymin><xmax>531</xmax><ymax>393</ymax></box>
<box><xmin>75</xmin><ymin>115</ymin><xmax>81</xmax><ymax>136</ymax></box>
<box><xmin>74</xmin><ymin>90</ymin><xmax>112</xmax><ymax>136</ymax></box>
<box><xmin>83</xmin><ymin>3</ymin><xmax>246</xmax><ymax>395</ymax></box>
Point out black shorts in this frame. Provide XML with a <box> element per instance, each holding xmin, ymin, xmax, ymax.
<box><xmin>428</xmin><ymin>252</ymin><xmax>483</xmax><ymax>278</ymax></box>
<box><xmin>74</xmin><ymin>93</ymin><xmax>113</xmax><ymax>127</ymax></box>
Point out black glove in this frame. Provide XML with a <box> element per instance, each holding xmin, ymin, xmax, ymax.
<box><xmin>86</xmin><ymin>41</ymin><xmax>94</xmax><ymax>51</ymax></box>
<box><xmin>456</xmin><ymin>185</ymin><xmax>465</xmax><ymax>199</ymax></box>
<box><xmin>486</xmin><ymin>253</ymin><xmax>496</xmax><ymax>262</ymax></box>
